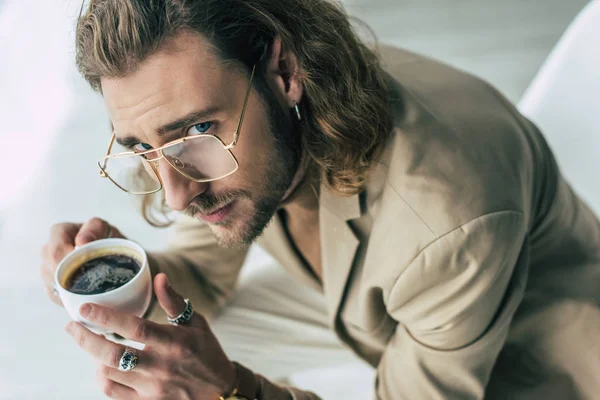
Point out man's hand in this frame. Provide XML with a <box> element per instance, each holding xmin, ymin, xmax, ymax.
<box><xmin>40</xmin><ymin>218</ymin><xmax>126</xmax><ymax>305</ymax></box>
<box><xmin>65</xmin><ymin>273</ymin><xmax>238</xmax><ymax>400</ymax></box>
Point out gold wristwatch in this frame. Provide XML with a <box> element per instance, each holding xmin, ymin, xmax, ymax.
<box><xmin>220</xmin><ymin>362</ymin><xmax>258</xmax><ymax>400</ymax></box>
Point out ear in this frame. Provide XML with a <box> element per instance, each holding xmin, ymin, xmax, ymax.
<box><xmin>265</xmin><ymin>36</ymin><xmax>303</xmax><ymax>108</ymax></box>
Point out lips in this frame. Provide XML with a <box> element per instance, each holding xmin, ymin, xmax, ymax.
<box><xmin>196</xmin><ymin>201</ymin><xmax>234</xmax><ymax>224</ymax></box>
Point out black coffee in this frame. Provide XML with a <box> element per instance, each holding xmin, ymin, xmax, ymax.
<box><xmin>65</xmin><ymin>254</ymin><xmax>141</xmax><ymax>295</ymax></box>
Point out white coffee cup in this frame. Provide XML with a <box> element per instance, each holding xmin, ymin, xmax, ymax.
<box><xmin>54</xmin><ymin>238</ymin><xmax>152</xmax><ymax>335</ymax></box>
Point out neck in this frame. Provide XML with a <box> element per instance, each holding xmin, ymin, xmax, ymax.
<box><xmin>280</xmin><ymin>159</ymin><xmax>320</xmax><ymax>218</ymax></box>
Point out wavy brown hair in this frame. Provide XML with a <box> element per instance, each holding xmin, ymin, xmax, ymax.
<box><xmin>76</xmin><ymin>0</ymin><xmax>394</xmax><ymax>225</ymax></box>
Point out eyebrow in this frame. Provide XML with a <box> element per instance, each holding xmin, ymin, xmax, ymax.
<box><xmin>115</xmin><ymin>106</ymin><xmax>222</xmax><ymax>147</ymax></box>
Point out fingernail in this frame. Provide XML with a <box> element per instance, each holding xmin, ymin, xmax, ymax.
<box><xmin>65</xmin><ymin>322</ymin><xmax>74</xmax><ymax>335</ymax></box>
<box><xmin>80</xmin><ymin>303</ymin><xmax>92</xmax><ymax>317</ymax></box>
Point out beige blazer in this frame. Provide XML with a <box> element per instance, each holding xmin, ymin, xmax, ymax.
<box><xmin>147</xmin><ymin>46</ymin><xmax>600</xmax><ymax>399</ymax></box>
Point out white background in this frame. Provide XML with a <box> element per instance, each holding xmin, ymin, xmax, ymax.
<box><xmin>0</xmin><ymin>0</ymin><xmax>590</xmax><ymax>398</ymax></box>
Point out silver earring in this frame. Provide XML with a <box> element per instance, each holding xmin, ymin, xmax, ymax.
<box><xmin>293</xmin><ymin>102</ymin><xmax>302</xmax><ymax>121</ymax></box>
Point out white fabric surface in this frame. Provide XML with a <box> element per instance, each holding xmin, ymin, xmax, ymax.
<box><xmin>212</xmin><ymin>250</ymin><xmax>375</xmax><ymax>398</ymax></box>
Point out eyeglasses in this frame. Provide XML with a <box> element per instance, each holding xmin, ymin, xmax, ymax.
<box><xmin>98</xmin><ymin>65</ymin><xmax>256</xmax><ymax>195</ymax></box>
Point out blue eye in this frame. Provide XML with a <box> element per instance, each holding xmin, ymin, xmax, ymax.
<box><xmin>133</xmin><ymin>142</ymin><xmax>153</xmax><ymax>152</ymax></box>
<box><xmin>189</xmin><ymin>121</ymin><xmax>213</xmax><ymax>135</ymax></box>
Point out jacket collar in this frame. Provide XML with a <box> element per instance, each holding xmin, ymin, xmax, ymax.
<box><xmin>319</xmin><ymin>182</ymin><xmax>361</xmax><ymax>327</ymax></box>
<box><xmin>317</xmin><ymin>127</ymin><xmax>397</xmax><ymax>327</ymax></box>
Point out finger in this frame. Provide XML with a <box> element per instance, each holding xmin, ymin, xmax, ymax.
<box><xmin>154</xmin><ymin>273</ymin><xmax>204</xmax><ymax>327</ymax></box>
<box><xmin>40</xmin><ymin>244</ymin><xmax>53</xmax><ymax>283</ymax></box>
<box><xmin>44</xmin><ymin>285</ymin><xmax>63</xmax><ymax>306</ymax></box>
<box><xmin>49</xmin><ymin>223</ymin><xmax>82</xmax><ymax>244</ymax></box>
<box><xmin>97</xmin><ymin>364</ymin><xmax>145</xmax><ymax>392</ymax></box>
<box><xmin>40</xmin><ymin>261</ymin><xmax>63</xmax><ymax>305</ymax></box>
<box><xmin>154</xmin><ymin>273</ymin><xmax>186</xmax><ymax>319</ymax></box>
<box><xmin>39</xmin><ymin>243</ymin><xmax>48</xmax><ymax>260</ymax></box>
<box><xmin>78</xmin><ymin>303</ymin><xmax>171</xmax><ymax>346</ymax></box>
<box><xmin>40</xmin><ymin>239</ymin><xmax>64</xmax><ymax>300</ymax></box>
<box><xmin>40</xmin><ymin>257</ymin><xmax>58</xmax><ymax>285</ymax></box>
<box><xmin>74</xmin><ymin>217</ymin><xmax>109</xmax><ymax>246</ymax></box>
<box><xmin>66</xmin><ymin>322</ymin><xmax>148</xmax><ymax>370</ymax></box>
<box><xmin>96</xmin><ymin>371</ymin><xmax>139</xmax><ymax>400</ymax></box>
<box><xmin>40</xmin><ymin>263</ymin><xmax>63</xmax><ymax>306</ymax></box>
<box><xmin>45</xmin><ymin>223</ymin><xmax>82</xmax><ymax>264</ymax></box>
<box><xmin>44</xmin><ymin>284</ymin><xmax>62</xmax><ymax>305</ymax></box>
<box><xmin>75</xmin><ymin>217</ymin><xmax>119</xmax><ymax>246</ymax></box>
<box><xmin>40</xmin><ymin>260</ymin><xmax>55</xmax><ymax>287</ymax></box>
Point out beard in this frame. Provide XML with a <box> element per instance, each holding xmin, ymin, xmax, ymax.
<box><xmin>183</xmin><ymin>82</ymin><xmax>301</xmax><ymax>248</ymax></box>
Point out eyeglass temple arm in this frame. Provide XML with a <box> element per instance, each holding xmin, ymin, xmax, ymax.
<box><xmin>106</xmin><ymin>133</ymin><xmax>116</xmax><ymax>156</ymax></box>
<box><xmin>228</xmin><ymin>64</ymin><xmax>256</xmax><ymax>149</ymax></box>
<box><xmin>100</xmin><ymin>133</ymin><xmax>117</xmax><ymax>177</ymax></box>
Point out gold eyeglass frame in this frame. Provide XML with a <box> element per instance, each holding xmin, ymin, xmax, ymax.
<box><xmin>98</xmin><ymin>64</ymin><xmax>256</xmax><ymax>195</ymax></box>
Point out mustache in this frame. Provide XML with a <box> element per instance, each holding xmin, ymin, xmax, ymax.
<box><xmin>182</xmin><ymin>189</ymin><xmax>250</xmax><ymax>217</ymax></box>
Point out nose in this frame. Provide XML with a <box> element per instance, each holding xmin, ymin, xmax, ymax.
<box><xmin>157</xmin><ymin>159</ymin><xmax>208</xmax><ymax>211</ymax></box>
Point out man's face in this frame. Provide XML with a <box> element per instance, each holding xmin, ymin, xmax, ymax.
<box><xmin>101</xmin><ymin>32</ymin><xmax>299</xmax><ymax>247</ymax></box>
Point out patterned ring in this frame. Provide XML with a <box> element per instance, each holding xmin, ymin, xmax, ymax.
<box><xmin>118</xmin><ymin>347</ymin><xmax>139</xmax><ymax>372</ymax></box>
<box><xmin>167</xmin><ymin>298</ymin><xmax>194</xmax><ymax>325</ymax></box>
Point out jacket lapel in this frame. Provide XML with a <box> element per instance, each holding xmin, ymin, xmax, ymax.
<box><xmin>319</xmin><ymin>184</ymin><xmax>361</xmax><ymax>326</ymax></box>
<box><xmin>264</xmin><ymin>213</ymin><xmax>323</xmax><ymax>291</ymax></box>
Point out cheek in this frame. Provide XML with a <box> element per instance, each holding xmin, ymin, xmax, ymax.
<box><xmin>231</xmin><ymin>198</ymin><xmax>256</xmax><ymax>219</ymax></box>
<box><xmin>232</xmin><ymin>94</ymin><xmax>278</xmax><ymax>164</ymax></box>
<box><xmin>231</xmin><ymin>129</ymin><xmax>276</xmax><ymax>175</ymax></box>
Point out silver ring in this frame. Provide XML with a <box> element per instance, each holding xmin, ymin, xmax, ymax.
<box><xmin>118</xmin><ymin>347</ymin><xmax>139</xmax><ymax>372</ymax></box>
<box><xmin>167</xmin><ymin>298</ymin><xmax>194</xmax><ymax>325</ymax></box>
<box><xmin>52</xmin><ymin>283</ymin><xmax>60</xmax><ymax>298</ymax></box>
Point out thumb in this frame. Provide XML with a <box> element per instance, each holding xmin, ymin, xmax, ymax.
<box><xmin>75</xmin><ymin>218</ymin><xmax>125</xmax><ymax>247</ymax></box>
<box><xmin>154</xmin><ymin>273</ymin><xmax>202</xmax><ymax>327</ymax></box>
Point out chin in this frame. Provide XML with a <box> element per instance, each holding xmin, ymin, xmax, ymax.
<box><xmin>210</xmin><ymin>201</ymin><xmax>276</xmax><ymax>248</ymax></box>
<box><xmin>210</xmin><ymin>224</ymin><xmax>248</xmax><ymax>248</ymax></box>
<box><xmin>209</xmin><ymin>210</ymin><xmax>258</xmax><ymax>248</ymax></box>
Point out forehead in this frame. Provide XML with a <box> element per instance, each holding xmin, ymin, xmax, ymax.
<box><xmin>100</xmin><ymin>33</ymin><xmax>240</xmax><ymax>133</ymax></box>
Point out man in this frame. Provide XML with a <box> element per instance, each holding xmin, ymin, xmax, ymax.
<box><xmin>40</xmin><ymin>0</ymin><xmax>600</xmax><ymax>399</ymax></box>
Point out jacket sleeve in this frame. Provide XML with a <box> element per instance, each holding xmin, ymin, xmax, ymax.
<box><xmin>144</xmin><ymin>215</ymin><xmax>249</xmax><ymax>322</ymax></box>
<box><xmin>376</xmin><ymin>210</ymin><xmax>528</xmax><ymax>399</ymax></box>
